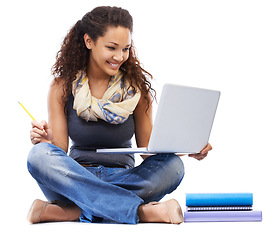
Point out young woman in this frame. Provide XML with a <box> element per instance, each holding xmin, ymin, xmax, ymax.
<box><xmin>27</xmin><ymin>6</ymin><xmax>212</xmax><ymax>224</ymax></box>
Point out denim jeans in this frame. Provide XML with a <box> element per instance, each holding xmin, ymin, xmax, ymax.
<box><xmin>27</xmin><ymin>143</ymin><xmax>184</xmax><ymax>224</ymax></box>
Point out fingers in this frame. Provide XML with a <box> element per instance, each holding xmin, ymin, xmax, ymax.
<box><xmin>31</xmin><ymin>120</ymin><xmax>44</xmax><ymax>130</ymax></box>
<box><xmin>30</xmin><ymin>120</ymin><xmax>48</xmax><ymax>145</ymax></box>
<box><xmin>201</xmin><ymin>143</ymin><xmax>212</xmax><ymax>155</ymax></box>
<box><xmin>189</xmin><ymin>152</ymin><xmax>208</xmax><ymax>161</ymax></box>
<box><xmin>30</xmin><ymin>127</ymin><xmax>46</xmax><ymax>139</ymax></box>
<box><xmin>30</xmin><ymin>128</ymin><xmax>45</xmax><ymax>144</ymax></box>
<box><xmin>40</xmin><ymin>120</ymin><xmax>50</xmax><ymax>130</ymax></box>
<box><xmin>189</xmin><ymin>143</ymin><xmax>212</xmax><ymax>161</ymax></box>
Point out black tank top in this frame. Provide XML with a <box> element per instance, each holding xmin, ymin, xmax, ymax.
<box><xmin>67</xmin><ymin>95</ymin><xmax>135</xmax><ymax>168</ymax></box>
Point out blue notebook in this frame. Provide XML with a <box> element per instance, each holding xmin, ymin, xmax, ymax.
<box><xmin>186</xmin><ymin>193</ymin><xmax>253</xmax><ymax>206</ymax></box>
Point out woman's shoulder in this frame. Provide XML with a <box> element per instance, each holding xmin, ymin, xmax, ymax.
<box><xmin>50</xmin><ymin>77</ymin><xmax>65</xmax><ymax>88</ymax></box>
<box><xmin>48</xmin><ymin>77</ymin><xmax>67</xmax><ymax>105</ymax></box>
<box><xmin>49</xmin><ymin>77</ymin><xmax>66</xmax><ymax>94</ymax></box>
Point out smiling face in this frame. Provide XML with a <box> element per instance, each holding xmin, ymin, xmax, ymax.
<box><xmin>84</xmin><ymin>26</ymin><xmax>132</xmax><ymax>78</ymax></box>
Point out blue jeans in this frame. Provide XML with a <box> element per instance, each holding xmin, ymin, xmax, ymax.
<box><xmin>27</xmin><ymin>143</ymin><xmax>184</xmax><ymax>224</ymax></box>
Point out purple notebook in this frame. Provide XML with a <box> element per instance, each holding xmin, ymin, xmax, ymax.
<box><xmin>184</xmin><ymin>210</ymin><xmax>262</xmax><ymax>222</ymax></box>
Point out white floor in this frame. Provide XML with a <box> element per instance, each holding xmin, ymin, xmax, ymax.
<box><xmin>1</xmin><ymin>218</ymin><xmax>272</xmax><ymax>240</ymax></box>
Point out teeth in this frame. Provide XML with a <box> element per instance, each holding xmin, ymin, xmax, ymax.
<box><xmin>109</xmin><ymin>62</ymin><xmax>119</xmax><ymax>67</ymax></box>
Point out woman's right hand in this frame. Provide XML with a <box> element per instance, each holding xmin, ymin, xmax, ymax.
<box><xmin>30</xmin><ymin>120</ymin><xmax>53</xmax><ymax>145</ymax></box>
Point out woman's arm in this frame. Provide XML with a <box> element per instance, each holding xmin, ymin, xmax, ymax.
<box><xmin>133</xmin><ymin>93</ymin><xmax>153</xmax><ymax>159</ymax></box>
<box><xmin>47</xmin><ymin>79</ymin><xmax>69</xmax><ymax>153</ymax></box>
<box><xmin>30</xmin><ymin>79</ymin><xmax>69</xmax><ymax>152</ymax></box>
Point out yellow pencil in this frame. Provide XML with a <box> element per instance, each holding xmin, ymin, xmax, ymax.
<box><xmin>18</xmin><ymin>101</ymin><xmax>37</xmax><ymax>121</ymax></box>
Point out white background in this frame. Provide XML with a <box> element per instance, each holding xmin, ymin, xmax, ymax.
<box><xmin>0</xmin><ymin>0</ymin><xmax>278</xmax><ymax>239</ymax></box>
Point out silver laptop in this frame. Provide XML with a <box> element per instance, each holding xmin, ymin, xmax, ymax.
<box><xmin>97</xmin><ymin>84</ymin><xmax>220</xmax><ymax>154</ymax></box>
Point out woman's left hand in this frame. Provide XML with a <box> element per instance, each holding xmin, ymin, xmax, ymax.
<box><xmin>189</xmin><ymin>143</ymin><xmax>212</xmax><ymax>161</ymax></box>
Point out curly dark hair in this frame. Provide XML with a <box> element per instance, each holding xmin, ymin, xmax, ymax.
<box><xmin>51</xmin><ymin>6</ymin><xmax>155</xmax><ymax>112</ymax></box>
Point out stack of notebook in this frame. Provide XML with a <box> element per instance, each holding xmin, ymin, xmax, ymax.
<box><xmin>184</xmin><ymin>193</ymin><xmax>262</xmax><ymax>222</ymax></box>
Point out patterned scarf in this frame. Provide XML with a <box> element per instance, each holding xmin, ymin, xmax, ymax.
<box><xmin>72</xmin><ymin>71</ymin><xmax>141</xmax><ymax>124</ymax></box>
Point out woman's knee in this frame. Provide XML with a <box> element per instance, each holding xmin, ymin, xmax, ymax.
<box><xmin>27</xmin><ymin>143</ymin><xmax>55</xmax><ymax>174</ymax></box>
<box><xmin>139</xmin><ymin>154</ymin><xmax>184</xmax><ymax>202</ymax></box>
<box><xmin>145</xmin><ymin>153</ymin><xmax>184</xmax><ymax>182</ymax></box>
<box><xmin>165</xmin><ymin>154</ymin><xmax>185</xmax><ymax>183</ymax></box>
